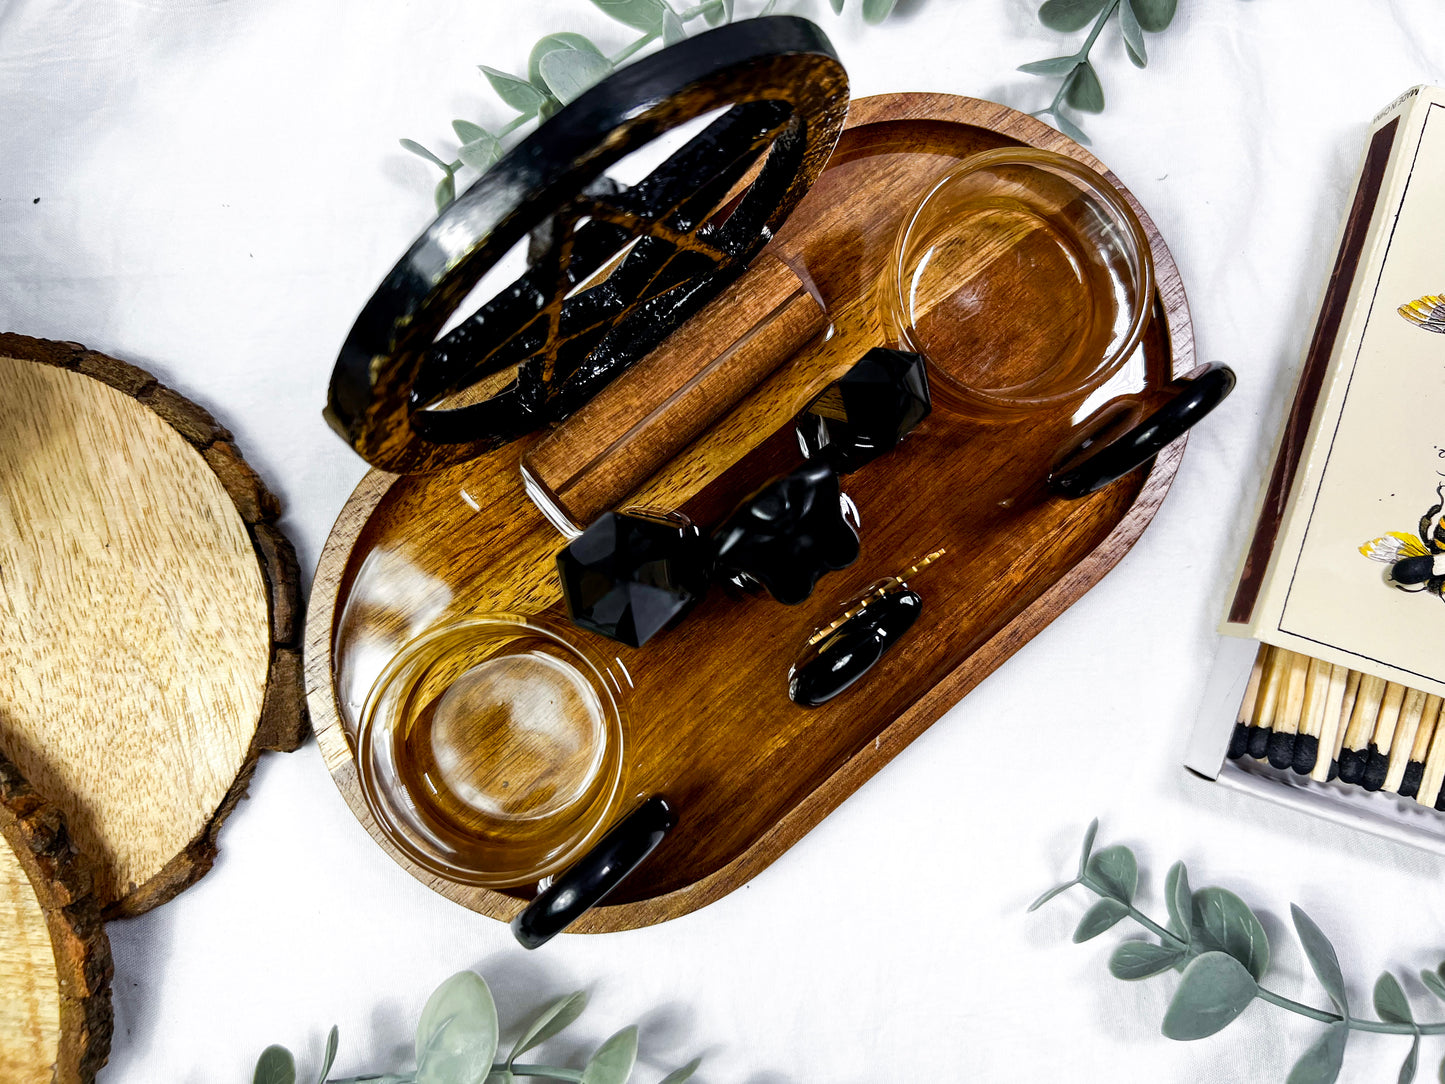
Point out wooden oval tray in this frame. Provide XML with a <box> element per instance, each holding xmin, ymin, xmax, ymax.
<box><xmin>306</xmin><ymin>93</ymin><xmax>1196</xmax><ymax>932</ymax></box>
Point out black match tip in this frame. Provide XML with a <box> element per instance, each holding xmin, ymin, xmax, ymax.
<box><xmin>1292</xmin><ymin>735</ymin><xmax>1320</xmax><ymax>776</ymax></box>
<box><xmin>1401</xmin><ymin>761</ymin><xmax>1425</xmax><ymax>799</ymax></box>
<box><xmin>1337</xmin><ymin>748</ymin><xmax>1365</xmax><ymax>785</ymax></box>
<box><xmin>1247</xmin><ymin>726</ymin><xmax>1270</xmax><ymax>759</ymax></box>
<box><xmin>1361</xmin><ymin>746</ymin><xmax>1389</xmax><ymax>792</ymax></box>
<box><xmin>1435</xmin><ymin>786</ymin><xmax>1445</xmax><ymax>811</ymax></box>
<box><xmin>1228</xmin><ymin>722</ymin><xmax>1250</xmax><ymax>760</ymax></box>
<box><xmin>1267</xmin><ymin>730</ymin><xmax>1297</xmax><ymax>770</ymax></box>
<box><xmin>1327</xmin><ymin>758</ymin><xmax>1339</xmax><ymax>781</ymax></box>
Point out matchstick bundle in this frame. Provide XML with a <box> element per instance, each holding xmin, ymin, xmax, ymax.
<box><xmin>1227</xmin><ymin>644</ymin><xmax>1445</xmax><ymax>809</ymax></box>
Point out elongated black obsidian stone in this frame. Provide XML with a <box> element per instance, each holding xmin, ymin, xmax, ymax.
<box><xmin>789</xmin><ymin>588</ymin><xmax>922</xmax><ymax>707</ymax></box>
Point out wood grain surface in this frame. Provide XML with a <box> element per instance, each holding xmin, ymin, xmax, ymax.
<box><xmin>0</xmin><ymin>747</ymin><xmax>112</xmax><ymax>1083</ymax></box>
<box><xmin>0</xmin><ymin>334</ymin><xmax>307</xmax><ymax>916</ymax></box>
<box><xmin>306</xmin><ymin>93</ymin><xmax>1197</xmax><ymax>932</ymax></box>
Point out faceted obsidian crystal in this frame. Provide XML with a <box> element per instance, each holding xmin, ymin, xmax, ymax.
<box><xmin>557</xmin><ymin>512</ymin><xmax>711</xmax><ymax>648</ymax></box>
<box><xmin>711</xmin><ymin>462</ymin><xmax>859</xmax><ymax>605</ymax></box>
<box><xmin>797</xmin><ymin>348</ymin><xmax>930</xmax><ymax>474</ymax></box>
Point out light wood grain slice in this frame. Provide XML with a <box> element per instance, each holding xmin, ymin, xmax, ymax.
<box><xmin>0</xmin><ymin>748</ymin><xmax>112</xmax><ymax>1083</ymax></box>
<box><xmin>0</xmin><ymin>334</ymin><xmax>307</xmax><ymax>916</ymax></box>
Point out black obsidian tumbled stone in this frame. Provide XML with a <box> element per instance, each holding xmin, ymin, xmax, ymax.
<box><xmin>797</xmin><ymin>347</ymin><xmax>931</xmax><ymax>474</ymax></box>
<box><xmin>557</xmin><ymin>512</ymin><xmax>711</xmax><ymax>648</ymax></box>
<box><xmin>712</xmin><ymin>462</ymin><xmax>859</xmax><ymax>605</ymax></box>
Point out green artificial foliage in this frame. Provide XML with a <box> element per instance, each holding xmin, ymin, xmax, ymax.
<box><xmin>1019</xmin><ymin>0</ymin><xmax>1180</xmax><ymax>144</ymax></box>
<box><xmin>252</xmin><ymin>972</ymin><xmax>699</xmax><ymax>1084</ymax></box>
<box><xmin>1034</xmin><ymin>820</ymin><xmax>1445</xmax><ymax>1084</ymax></box>
<box><xmin>400</xmin><ymin>0</ymin><xmax>897</xmax><ymax>212</ymax></box>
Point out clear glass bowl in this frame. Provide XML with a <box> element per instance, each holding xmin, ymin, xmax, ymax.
<box><xmin>356</xmin><ymin>617</ymin><xmax>626</xmax><ymax>888</ymax></box>
<box><xmin>886</xmin><ymin>147</ymin><xmax>1154</xmax><ymax>417</ymax></box>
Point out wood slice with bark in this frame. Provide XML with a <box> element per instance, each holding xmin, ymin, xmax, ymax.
<box><xmin>0</xmin><ymin>747</ymin><xmax>112</xmax><ymax>1083</ymax></box>
<box><xmin>0</xmin><ymin>333</ymin><xmax>307</xmax><ymax>917</ymax></box>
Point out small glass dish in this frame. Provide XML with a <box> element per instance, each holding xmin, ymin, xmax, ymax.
<box><xmin>355</xmin><ymin>616</ymin><xmax>626</xmax><ymax>888</ymax></box>
<box><xmin>886</xmin><ymin>147</ymin><xmax>1154</xmax><ymax>417</ymax></box>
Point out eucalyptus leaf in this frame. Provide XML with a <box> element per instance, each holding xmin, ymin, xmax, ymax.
<box><xmin>1064</xmin><ymin>62</ymin><xmax>1105</xmax><ymax>114</ymax></box>
<box><xmin>704</xmin><ymin>0</ymin><xmax>733</xmax><ymax>24</ymax></box>
<box><xmin>590</xmin><ymin>0</ymin><xmax>666</xmax><ymax>33</ymax></box>
<box><xmin>658</xmin><ymin>1058</ymin><xmax>702</xmax><ymax>1084</ymax></box>
<box><xmin>318</xmin><ymin>1026</ymin><xmax>339</xmax><ymax>1084</ymax></box>
<box><xmin>1027</xmin><ymin>880</ymin><xmax>1075</xmax><ymax>913</ymax></box>
<box><xmin>1402</xmin><ymin>1035</ymin><xmax>1420</xmax><ymax>1084</ymax></box>
<box><xmin>1074</xmin><ymin>898</ymin><xmax>1128</xmax><ymax>942</ymax></box>
<box><xmin>1161</xmin><ymin>952</ymin><xmax>1258</xmax><ymax>1041</ymax></box>
<box><xmin>400</xmin><ymin>139</ymin><xmax>449</xmax><ymax>171</ymax></box>
<box><xmin>527</xmin><ymin>33</ymin><xmax>605</xmax><ymax>91</ymax></box>
<box><xmin>458</xmin><ymin>135</ymin><xmax>501</xmax><ymax>173</ymax></box>
<box><xmin>1374</xmin><ymin>971</ymin><xmax>1414</xmax><ymax>1024</ymax></box>
<box><xmin>1421</xmin><ymin>969</ymin><xmax>1445</xmax><ymax>1002</ymax></box>
<box><xmin>1192</xmin><ymin>887</ymin><xmax>1270</xmax><ymax>981</ymax></box>
<box><xmin>1119</xmin><ymin>0</ymin><xmax>1147</xmax><ymax>67</ymax></box>
<box><xmin>1109</xmin><ymin>941</ymin><xmax>1186</xmax><ymax>980</ymax></box>
<box><xmin>1017</xmin><ymin>56</ymin><xmax>1081</xmax><ymax>76</ymax></box>
<box><xmin>1077</xmin><ymin>818</ymin><xmax>1099</xmax><ymax>877</ymax></box>
<box><xmin>861</xmin><ymin>0</ymin><xmax>898</xmax><ymax>24</ymax></box>
<box><xmin>452</xmin><ymin>120</ymin><xmax>488</xmax><ymax>144</ymax></box>
<box><xmin>828</xmin><ymin>0</ymin><xmax>843</xmax><ymax>10</ymax></box>
<box><xmin>1086</xmin><ymin>845</ymin><xmax>1137</xmax><ymax>903</ymax></box>
<box><xmin>1164</xmin><ymin>861</ymin><xmax>1191</xmax><ymax>944</ymax></box>
<box><xmin>480</xmin><ymin>67</ymin><xmax>548</xmax><ymax>116</ymax></box>
<box><xmin>1292</xmin><ymin>904</ymin><xmax>1348</xmax><ymax>1017</ymax></box>
<box><xmin>1286</xmin><ymin>1023</ymin><xmax>1348</xmax><ymax>1084</ymax></box>
<box><xmin>434</xmin><ymin>172</ymin><xmax>456</xmax><ymax>213</ymax></box>
<box><xmin>1038</xmin><ymin>0</ymin><xmax>1107</xmax><ymax>33</ymax></box>
<box><xmin>540</xmin><ymin>48</ymin><xmax>614</xmax><ymax>105</ymax></box>
<box><xmin>1129</xmin><ymin>0</ymin><xmax>1177</xmax><ymax>32</ymax></box>
<box><xmin>661</xmin><ymin>8</ymin><xmax>685</xmax><ymax>44</ymax></box>
<box><xmin>255</xmin><ymin>1046</ymin><xmax>297</xmax><ymax>1084</ymax></box>
<box><xmin>1046</xmin><ymin>108</ymin><xmax>1091</xmax><ymax>145</ymax></box>
<box><xmin>580</xmin><ymin>1027</ymin><xmax>639</xmax><ymax>1084</ymax></box>
<box><xmin>508</xmin><ymin>991</ymin><xmax>589</xmax><ymax>1067</ymax></box>
<box><xmin>415</xmin><ymin>972</ymin><xmax>499</xmax><ymax>1084</ymax></box>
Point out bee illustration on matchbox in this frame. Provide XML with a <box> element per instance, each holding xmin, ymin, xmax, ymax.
<box><xmin>1399</xmin><ymin>294</ymin><xmax>1445</xmax><ymax>333</ymax></box>
<box><xmin>1360</xmin><ymin>482</ymin><xmax>1445</xmax><ymax>599</ymax></box>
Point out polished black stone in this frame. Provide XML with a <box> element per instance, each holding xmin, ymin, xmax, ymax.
<box><xmin>797</xmin><ymin>348</ymin><xmax>931</xmax><ymax>474</ymax></box>
<box><xmin>557</xmin><ymin>512</ymin><xmax>711</xmax><ymax>648</ymax></box>
<box><xmin>512</xmin><ymin>796</ymin><xmax>675</xmax><ymax>950</ymax></box>
<box><xmin>789</xmin><ymin>587</ymin><xmax>922</xmax><ymax>707</ymax></box>
<box><xmin>711</xmin><ymin>462</ymin><xmax>859</xmax><ymax>605</ymax></box>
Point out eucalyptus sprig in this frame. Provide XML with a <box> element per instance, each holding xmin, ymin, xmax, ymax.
<box><xmin>252</xmin><ymin>970</ymin><xmax>700</xmax><ymax>1084</ymax></box>
<box><xmin>1019</xmin><ymin>0</ymin><xmax>1178</xmax><ymax>145</ymax></box>
<box><xmin>1034</xmin><ymin>820</ymin><xmax>1445</xmax><ymax>1083</ymax></box>
<box><xmin>402</xmin><ymin>0</ymin><xmax>899</xmax><ymax>211</ymax></box>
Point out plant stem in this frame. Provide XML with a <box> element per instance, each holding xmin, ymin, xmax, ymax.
<box><xmin>1045</xmin><ymin>0</ymin><xmax>1119</xmax><ymax>115</ymax></box>
<box><xmin>504</xmin><ymin>1065</ymin><xmax>585</xmax><ymax>1081</ymax></box>
<box><xmin>1076</xmin><ymin>877</ymin><xmax>1445</xmax><ymax>1038</ymax></box>
<box><xmin>609</xmin><ymin>0</ymin><xmax>725</xmax><ymax>64</ymax></box>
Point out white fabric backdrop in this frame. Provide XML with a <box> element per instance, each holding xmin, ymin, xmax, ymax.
<box><xmin>3</xmin><ymin>1</ymin><xmax>1444</xmax><ymax>1080</ymax></box>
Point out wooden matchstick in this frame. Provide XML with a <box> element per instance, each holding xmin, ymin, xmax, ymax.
<box><xmin>1293</xmin><ymin>657</ymin><xmax>1330</xmax><ymax>775</ymax></box>
<box><xmin>1338</xmin><ymin>673</ymin><xmax>1386</xmax><ymax>785</ymax></box>
<box><xmin>1311</xmin><ymin>663</ymin><xmax>1353</xmax><ymax>783</ymax></box>
<box><xmin>1419</xmin><ymin>707</ymin><xmax>1445</xmax><ymax>807</ymax></box>
<box><xmin>1267</xmin><ymin>651</ymin><xmax>1309</xmax><ymax>769</ymax></box>
<box><xmin>1228</xmin><ymin>647</ymin><xmax>1267</xmax><ymax>760</ymax></box>
<box><xmin>1362</xmin><ymin>682</ymin><xmax>1407</xmax><ymax>791</ymax></box>
<box><xmin>1384</xmin><ymin>688</ymin><xmax>1428</xmax><ymax>793</ymax></box>
<box><xmin>1248</xmin><ymin>645</ymin><xmax>1285</xmax><ymax>759</ymax></box>
<box><xmin>1401</xmin><ymin>695</ymin><xmax>1442</xmax><ymax>798</ymax></box>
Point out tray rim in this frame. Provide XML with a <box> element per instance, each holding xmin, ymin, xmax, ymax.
<box><xmin>304</xmin><ymin>91</ymin><xmax>1196</xmax><ymax>933</ymax></box>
